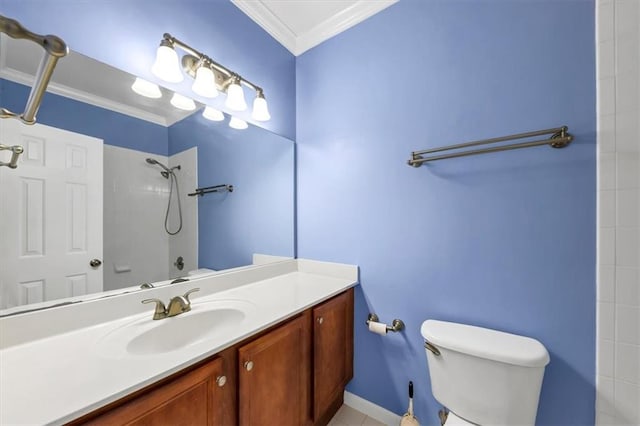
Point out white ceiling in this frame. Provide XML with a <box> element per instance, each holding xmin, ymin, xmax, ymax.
<box><xmin>232</xmin><ymin>0</ymin><xmax>398</xmax><ymax>56</ymax></box>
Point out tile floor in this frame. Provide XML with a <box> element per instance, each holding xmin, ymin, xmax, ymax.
<box><xmin>328</xmin><ymin>404</ymin><xmax>387</xmax><ymax>426</ymax></box>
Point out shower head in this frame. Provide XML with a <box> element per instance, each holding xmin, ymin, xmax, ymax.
<box><xmin>146</xmin><ymin>157</ymin><xmax>171</xmax><ymax>173</ymax></box>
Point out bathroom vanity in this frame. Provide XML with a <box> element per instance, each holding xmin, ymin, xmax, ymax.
<box><xmin>0</xmin><ymin>259</ymin><xmax>357</xmax><ymax>425</ymax></box>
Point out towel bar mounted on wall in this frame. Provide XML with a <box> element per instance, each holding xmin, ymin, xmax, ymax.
<box><xmin>0</xmin><ymin>144</ymin><xmax>24</xmax><ymax>168</ymax></box>
<box><xmin>188</xmin><ymin>184</ymin><xmax>234</xmax><ymax>197</ymax></box>
<box><xmin>0</xmin><ymin>15</ymin><xmax>68</xmax><ymax>125</ymax></box>
<box><xmin>407</xmin><ymin>126</ymin><xmax>573</xmax><ymax>167</ymax></box>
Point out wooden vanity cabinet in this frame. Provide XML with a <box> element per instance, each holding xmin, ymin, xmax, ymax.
<box><xmin>238</xmin><ymin>311</ymin><xmax>311</xmax><ymax>426</ymax></box>
<box><xmin>82</xmin><ymin>356</ymin><xmax>230</xmax><ymax>426</ymax></box>
<box><xmin>312</xmin><ymin>289</ymin><xmax>354</xmax><ymax>425</ymax></box>
<box><xmin>72</xmin><ymin>288</ymin><xmax>354</xmax><ymax>426</ymax></box>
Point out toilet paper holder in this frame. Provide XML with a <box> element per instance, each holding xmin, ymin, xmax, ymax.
<box><xmin>366</xmin><ymin>313</ymin><xmax>405</xmax><ymax>333</ymax></box>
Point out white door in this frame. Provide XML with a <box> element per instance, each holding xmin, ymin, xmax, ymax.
<box><xmin>0</xmin><ymin>120</ymin><xmax>103</xmax><ymax>310</ymax></box>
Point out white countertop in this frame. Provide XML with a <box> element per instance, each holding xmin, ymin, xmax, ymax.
<box><xmin>0</xmin><ymin>259</ymin><xmax>358</xmax><ymax>425</ymax></box>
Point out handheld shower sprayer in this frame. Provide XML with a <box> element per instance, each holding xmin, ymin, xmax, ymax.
<box><xmin>145</xmin><ymin>158</ymin><xmax>183</xmax><ymax>235</ymax></box>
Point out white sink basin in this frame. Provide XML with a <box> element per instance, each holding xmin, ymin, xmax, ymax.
<box><xmin>99</xmin><ymin>299</ymin><xmax>255</xmax><ymax>358</ymax></box>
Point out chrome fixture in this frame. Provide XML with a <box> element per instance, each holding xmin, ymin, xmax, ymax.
<box><xmin>141</xmin><ymin>288</ymin><xmax>200</xmax><ymax>320</ymax></box>
<box><xmin>188</xmin><ymin>184</ymin><xmax>234</xmax><ymax>197</ymax></box>
<box><xmin>425</xmin><ymin>341</ymin><xmax>441</xmax><ymax>356</ymax></box>
<box><xmin>146</xmin><ymin>158</ymin><xmax>183</xmax><ymax>235</ymax></box>
<box><xmin>0</xmin><ymin>144</ymin><xmax>24</xmax><ymax>169</ymax></box>
<box><xmin>151</xmin><ymin>33</ymin><xmax>271</xmax><ymax>122</ymax></box>
<box><xmin>408</xmin><ymin>126</ymin><xmax>573</xmax><ymax>167</ymax></box>
<box><xmin>366</xmin><ymin>313</ymin><xmax>405</xmax><ymax>332</ymax></box>
<box><xmin>0</xmin><ymin>15</ymin><xmax>68</xmax><ymax>125</ymax></box>
<box><xmin>174</xmin><ymin>256</ymin><xmax>185</xmax><ymax>271</ymax></box>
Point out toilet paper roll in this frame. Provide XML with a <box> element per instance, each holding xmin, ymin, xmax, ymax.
<box><xmin>368</xmin><ymin>321</ymin><xmax>388</xmax><ymax>335</ymax></box>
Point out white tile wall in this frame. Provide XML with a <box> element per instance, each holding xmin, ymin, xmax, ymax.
<box><xmin>103</xmin><ymin>146</ymin><xmax>170</xmax><ymax>290</ymax></box>
<box><xmin>597</xmin><ymin>0</ymin><xmax>640</xmax><ymax>424</ymax></box>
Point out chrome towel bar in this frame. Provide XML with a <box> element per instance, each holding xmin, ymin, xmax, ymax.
<box><xmin>188</xmin><ymin>184</ymin><xmax>234</xmax><ymax>197</ymax></box>
<box><xmin>408</xmin><ymin>126</ymin><xmax>573</xmax><ymax>167</ymax></box>
<box><xmin>0</xmin><ymin>144</ymin><xmax>24</xmax><ymax>168</ymax></box>
<box><xmin>0</xmin><ymin>15</ymin><xmax>68</xmax><ymax>125</ymax></box>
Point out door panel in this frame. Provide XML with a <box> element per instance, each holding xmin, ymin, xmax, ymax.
<box><xmin>0</xmin><ymin>120</ymin><xmax>103</xmax><ymax>309</ymax></box>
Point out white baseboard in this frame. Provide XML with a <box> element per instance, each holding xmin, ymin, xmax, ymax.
<box><xmin>344</xmin><ymin>391</ymin><xmax>402</xmax><ymax>425</ymax></box>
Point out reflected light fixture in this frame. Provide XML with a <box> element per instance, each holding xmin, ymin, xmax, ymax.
<box><xmin>225</xmin><ymin>75</ymin><xmax>247</xmax><ymax>111</ymax></box>
<box><xmin>151</xmin><ymin>33</ymin><xmax>270</xmax><ymax>120</ymax></box>
<box><xmin>229</xmin><ymin>116</ymin><xmax>248</xmax><ymax>130</ymax></box>
<box><xmin>151</xmin><ymin>39</ymin><xmax>183</xmax><ymax>83</ymax></box>
<box><xmin>251</xmin><ymin>90</ymin><xmax>271</xmax><ymax>121</ymax></box>
<box><xmin>131</xmin><ymin>77</ymin><xmax>162</xmax><ymax>99</ymax></box>
<box><xmin>202</xmin><ymin>106</ymin><xmax>224</xmax><ymax>121</ymax></box>
<box><xmin>170</xmin><ymin>93</ymin><xmax>196</xmax><ymax>111</ymax></box>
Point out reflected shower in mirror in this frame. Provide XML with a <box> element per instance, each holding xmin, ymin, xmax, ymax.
<box><xmin>0</xmin><ymin>34</ymin><xmax>294</xmax><ymax>315</ymax></box>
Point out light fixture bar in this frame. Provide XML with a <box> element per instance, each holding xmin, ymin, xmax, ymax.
<box><xmin>160</xmin><ymin>33</ymin><xmax>266</xmax><ymax>100</ymax></box>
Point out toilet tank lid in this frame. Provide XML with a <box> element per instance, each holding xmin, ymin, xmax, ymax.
<box><xmin>421</xmin><ymin>320</ymin><xmax>550</xmax><ymax>368</ymax></box>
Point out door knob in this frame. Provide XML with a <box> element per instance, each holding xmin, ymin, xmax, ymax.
<box><xmin>317</xmin><ymin>317</ymin><xmax>324</xmax><ymax>325</ymax></box>
<box><xmin>89</xmin><ymin>259</ymin><xmax>102</xmax><ymax>267</ymax></box>
<box><xmin>216</xmin><ymin>375</ymin><xmax>227</xmax><ymax>387</ymax></box>
<box><xmin>244</xmin><ymin>361</ymin><xmax>254</xmax><ymax>371</ymax></box>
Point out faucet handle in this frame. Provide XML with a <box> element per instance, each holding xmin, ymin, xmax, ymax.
<box><xmin>142</xmin><ymin>298</ymin><xmax>167</xmax><ymax>320</ymax></box>
<box><xmin>182</xmin><ymin>288</ymin><xmax>200</xmax><ymax>304</ymax></box>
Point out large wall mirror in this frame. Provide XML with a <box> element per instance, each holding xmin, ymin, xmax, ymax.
<box><xmin>0</xmin><ymin>34</ymin><xmax>294</xmax><ymax>315</ymax></box>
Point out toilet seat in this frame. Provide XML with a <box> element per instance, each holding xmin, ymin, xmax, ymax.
<box><xmin>444</xmin><ymin>412</ymin><xmax>475</xmax><ymax>425</ymax></box>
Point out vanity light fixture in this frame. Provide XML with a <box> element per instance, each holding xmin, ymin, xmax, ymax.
<box><xmin>251</xmin><ymin>90</ymin><xmax>271</xmax><ymax>121</ymax></box>
<box><xmin>192</xmin><ymin>64</ymin><xmax>218</xmax><ymax>98</ymax></box>
<box><xmin>202</xmin><ymin>106</ymin><xmax>224</xmax><ymax>121</ymax></box>
<box><xmin>151</xmin><ymin>39</ymin><xmax>183</xmax><ymax>83</ymax></box>
<box><xmin>229</xmin><ymin>116</ymin><xmax>248</xmax><ymax>130</ymax></box>
<box><xmin>152</xmin><ymin>33</ymin><xmax>271</xmax><ymax>121</ymax></box>
<box><xmin>131</xmin><ymin>77</ymin><xmax>162</xmax><ymax>99</ymax></box>
<box><xmin>170</xmin><ymin>93</ymin><xmax>196</xmax><ymax>111</ymax></box>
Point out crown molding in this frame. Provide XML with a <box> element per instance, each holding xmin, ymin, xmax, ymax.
<box><xmin>231</xmin><ymin>0</ymin><xmax>298</xmax><ymax>55</ymax></box>
<box><xmin>0</xmin><ymin>67</ymin><xmax>170</xmax><ymax>127</ymax></box>
<box><xmin>232</xmin><ymin>0</ymin><xmax>398</xmax><ymax>56</ymax></box>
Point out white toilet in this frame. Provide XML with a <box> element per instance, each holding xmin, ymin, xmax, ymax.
<box><xmin>421</xmin><ymin>320</ymin><xmax>550</xmax><ymax>426</ymax></box>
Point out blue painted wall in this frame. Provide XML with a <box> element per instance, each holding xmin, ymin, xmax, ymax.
<box><xmin>1</xmin><ymin>78</ymin><xmax>168</xmax><ymax>155</ymax></box>
<box><xmin>296</xmin><ymin>1</ymin><xmax>596</xmax><ymax>425</ymax></box>
<box><xmin>1</xmin><ymin>0</ymin><xmax>296</xmax><ymax>140</ymax></box>
<box><xmin>169</xmin><ymin>111</ymin><xmax>295</xmax><ymax>270</ymax></box>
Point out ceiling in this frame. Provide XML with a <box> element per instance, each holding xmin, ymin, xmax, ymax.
<box><xmin>232</xmin><ymin>0</ymin><xmax>398</xmax><ymax>56</ymax></box>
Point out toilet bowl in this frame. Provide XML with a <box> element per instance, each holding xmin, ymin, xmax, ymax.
<box><xmin>421</xmin><ymin>320</ymin><xmax>550</xmax><ymax>426</ymax></box>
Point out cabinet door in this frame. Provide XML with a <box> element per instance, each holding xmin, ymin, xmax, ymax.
<box><xmin>85</xmin><ymin>357</ymin><xmax>227</xmax><ymax>426</ymax></box>
<box><xmin>313</xmin><ymin>289</ymin><xmax>354</xmax><ymax>421</ymax></box>
<box><xmin>238</xmin><ymin>313</ymin><xmax>310</xmax><ymax>426</ymax></box>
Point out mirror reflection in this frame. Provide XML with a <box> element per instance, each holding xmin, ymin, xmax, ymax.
<box><xmin>0</xmin><ymin>35</ymin><xmax>294</xmax><ymax>314</ymax></box>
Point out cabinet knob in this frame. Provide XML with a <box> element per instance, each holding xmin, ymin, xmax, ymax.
<box><xmin>317</xmin><ymin>316</ymin><xmax>324</xmax><ymax>325</ymax></box>
<box><xmin>216</xmin><ymin>375</ymin><xmax>227</xmax><ymax>387</ymax></box>
<box><xmin>244</xmin><ymin>361</ymin><xmax>254</xmax><ymax>371</ymax></box>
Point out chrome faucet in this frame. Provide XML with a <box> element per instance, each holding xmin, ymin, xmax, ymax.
<box><xmin>142</xmin><ymin>288</ymin><xmax>200</xmax><ymax>320</ymax></box>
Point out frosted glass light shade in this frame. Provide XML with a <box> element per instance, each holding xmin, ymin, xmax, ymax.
<box><xmin>192</xmin><ymin>66</ymin><xmax>218</xmax><ymax>98</ymax></box>
<box><xmin>151</xmin><ymin>44</ymin><xmax>183</xmax><ymax>83</ymax></box>
<box><xmin>225</xmin><ymin>81</ymin><xmax>247</xmax><ymax>111</ymax></box>
<box><xmin>251</xmin><ymin>96</ymin><xmax>271</xmax><ymax>121</ymax></box>
<box><xmin>203</xmin><ymin>106</ymin><xmax>224</xmax><ymax>121</ymax></box>
<box><xmin>170</xmin><ymin>93</ymin><xmax>196</xmax><ymax>111</ymax></box>
<box><xmin>131</xmin><ymin>78</ymin><xmax>162</xmax><ymax>99</ymax></box>
<box><xmin>229</xmin><ymin>116</ymin><xmax>248</xmax><ymax>130</ymax></box>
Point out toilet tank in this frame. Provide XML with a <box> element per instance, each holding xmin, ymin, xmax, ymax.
<box><xmin>421</xmin><ymin>320</ymin><xmax>550</xmax><ymax>426</ymax></box>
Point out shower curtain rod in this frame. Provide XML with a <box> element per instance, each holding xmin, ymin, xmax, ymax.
<box><xmin>407</xmin><ymin>126</ymin><xmax>573</xmax><ymax>167</ymax></box>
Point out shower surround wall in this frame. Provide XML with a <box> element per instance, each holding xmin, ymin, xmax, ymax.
<box><xmin>596</xmin><ymin>0</ymin><xmax>640</xmax><ymax>424</ymax></box>
<box><xmin>296</xmin><ymin>1</ymin><xmax>596</xmax><ymax>424</ymax></box>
